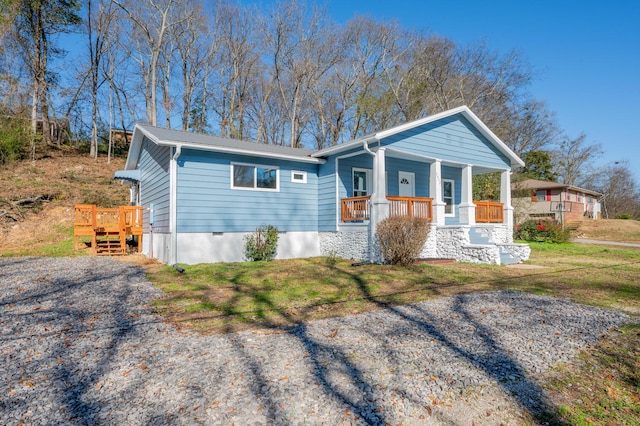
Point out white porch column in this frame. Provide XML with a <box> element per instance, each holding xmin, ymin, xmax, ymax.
<box><xmin>430</xmin><ymin>159</ymin><xmax>445</xmax><ymax>226</ymax></box>
<box><xmin>370</xmin><ymin>147</ymin><xmax>388</xmax><ymax>261</ymax></box>
<box><xmin>458</xmin><ymin>164</ymin><xmax>476</xmax><ymax>225</ymax></box>
<box><xmin>500</xmin><ymin>169</ymin><xmax>514</xmax><ymax>233</ymax></box>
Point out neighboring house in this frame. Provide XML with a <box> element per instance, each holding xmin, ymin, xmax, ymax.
<box><xmin>114</xmin><ymin>106</ymin><xmax>530</xmax><ymax>265</ymax></box>
<box><xmin>511</xmin><ymin>179</ymin><xmax>603</xmax><ymax>224</ymax></box>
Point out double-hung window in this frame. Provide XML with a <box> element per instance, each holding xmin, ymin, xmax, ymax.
<box><xmin>231</xmin><ymin>163</ymin><xmax>279</xmax><ymax>191</ymax></box>
<box><xmin>442</xmin><ymin>179</ymin><xmax>454</xmax><ymax>216</ymax></box>
<box><xmin>352</xmin><ymin>168</ymin><xmax>371</xmax><ymax>197</ymax></box>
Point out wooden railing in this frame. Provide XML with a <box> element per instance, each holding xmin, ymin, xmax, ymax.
<box><xmin>74</xmin><ymin>204</ymin><xmax>143</xmax><ymax>254</ymax></box>
<box><xmin>387</xmin><ymin>196</ymin><xmax>433</xmax><ymax>221</ymax></box>
<box><xmin>341</xmin><ymin>196</ymin><xmax>433</xmax><ymax>222</ymax></box>
<box><xmin>474</xmin><ymin>201</ymin><xmax>504</xmax><ymax>223</ymax></box>
<box><xmin>341</xmin><ymin>196</ymin><xmax>371</xmax><ymax>222</ymax></box>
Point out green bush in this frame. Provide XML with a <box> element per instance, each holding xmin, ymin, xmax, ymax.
<box><xmin>616</xmin><ymin>213</ymin><xmax>632</xmax><ymax>220</ymax></box>
<box><xmin>514</xmin><ymin>219</ymin><xmax>571</xmax><ymax>243</ymax></box>
<box><xmin>244</xmin><ymin>225</ymin><xmax>279</xmax><ymax>261</ymax></box>
<box><xmin>377</xmin><ymin>216</ymin><xmax>430</xmax><ymax>266</ymax></box>
<box><xmin>0</xmin><ymin>118</ymin><xmax>29</xmax><ymax>164</ymax></box>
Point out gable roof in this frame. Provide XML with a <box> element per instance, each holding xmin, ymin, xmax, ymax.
<box><xmin>312</xmin><ymin>105</ymin><xmax>524</xmax><ymax>168</ymax></box>
<box><xmin>513</xmin><ymin>179</ymin><xmax>603</xmax><ymax>197</ymax></box>
<box><xmin>124</xmin><ymin>106</ymin><xmax>523</xmax><ymax>170</ymax></box>
<box><xmin>124</xmin><ymin>124</ymin><xmax>323</xmax><ymax>170</ymax></box>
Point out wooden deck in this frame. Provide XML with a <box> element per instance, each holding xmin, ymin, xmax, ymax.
<box><xmin>74</xmin><ymin>204</ymin><xmax>143</xmax><ymax>255</ymax></box>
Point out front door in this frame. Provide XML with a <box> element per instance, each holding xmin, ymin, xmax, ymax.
<box><xmin>398</xmin><ymin>171</ymin><xmax>415</xmax><ymax>197</ymax></box>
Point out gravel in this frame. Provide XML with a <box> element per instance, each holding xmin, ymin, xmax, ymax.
<box><xmin>0</xmin><ymin>256</ymin><xmax>629</xmax><ymax>425</ymax></box>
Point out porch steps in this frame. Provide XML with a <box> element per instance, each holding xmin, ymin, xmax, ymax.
<box><xmin>468</xmin><ymin>227</ymin><xmax>520</xmax><ymax>266</ymax></box>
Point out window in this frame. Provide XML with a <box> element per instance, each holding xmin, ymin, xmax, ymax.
<box><xmin>231</xmin><ymin>163</ymin><xmax>279</xmax><ymax>191</ymax></box>
<box><xmin>442</xmin><ymin>179</ymin><xmax>454</xmax><ymax>216</ymax></box>
<box><xmin>291</xmin><ymin>170</ymin><xmax>307</xmax><ymax>184</ymax></box>
<box><xmin>536</xmin><ymin>190</ymin><xmax>546</xmax><ymax>202</ymax></box>
<box><xmin>353</xmin><ymin>168</ymin><xmax>371</xmax><ymax>197</ymax></box>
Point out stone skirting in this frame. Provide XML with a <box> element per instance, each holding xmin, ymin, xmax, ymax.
<box><xmin>320</xmin><ymin>223</ymin><xmax>530</xmax><ymax>265</ymax></box>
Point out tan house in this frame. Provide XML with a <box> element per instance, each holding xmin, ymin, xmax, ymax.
<box><xmin>512</xmin><ymin>179</ymin><xmax>602</xmax><ymax>224</ymax></box>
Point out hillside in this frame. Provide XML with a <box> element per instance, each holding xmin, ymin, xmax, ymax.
<box><xmin>0</xmin><ymin>151</ymin><xmax>129</xmax><ymax>253</ymax></box>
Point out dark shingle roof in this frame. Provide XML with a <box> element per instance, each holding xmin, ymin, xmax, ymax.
<box><xmin>137</xmin><ymin>124</ymin><xmax>316</xmax><ymax>159</ymax></box>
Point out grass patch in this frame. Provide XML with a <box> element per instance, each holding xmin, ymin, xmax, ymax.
<box><xmin>546</xmin><ymin>323</ymin><xmax>640</xmax><ymax>425</ymax></box>
<box><xmin>147</xmin><ymin>243</ymin><xmax>640</xmax><ymax>334</ymax></box>
<box><xmin>0</xmin><ymin>224</ymin><xmax>79</xmax><ymax>257</ymax></box>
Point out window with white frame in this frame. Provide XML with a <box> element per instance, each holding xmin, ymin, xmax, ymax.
<box><xmin>291</xmin><ymin>170</ymin><xmax>307</xmax><ymax>183</ymax></box>
<box><xmin>442</xmin><ymin>179</ymin><xmax>454</xmax><ymax>215</ymax></box>
<box><xmin>231</xmin><ymin>163</ymin><xmax>279</xmax><ymax>191</ymax></box>
<box><xmin>353</xmin><ymin>168</ymin><xmax>371</xmax><ymax>197</ymax></box>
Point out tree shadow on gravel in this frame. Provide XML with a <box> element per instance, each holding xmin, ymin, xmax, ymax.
<box><xmin>219</xmin><ymin>271</ymin><xmax>390</xmax><ymax>425</ymax></box>
<box><xmin>0</xmin><ymin>258</ymin><xmax>169</xmax><ymax>425</ymax></box>
<box><xmin>328</xmin><ymin>263</ymin><xmax>568</xmax><ymax>425</ymax></box>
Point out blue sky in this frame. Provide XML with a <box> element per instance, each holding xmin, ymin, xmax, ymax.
<box><xmin>320</xmin><ymin>0</ymin><xmax>640</xmax><ymax>179</ymax></box>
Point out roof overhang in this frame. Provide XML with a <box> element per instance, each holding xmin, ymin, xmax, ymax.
<box><xmin>113</xmin><ymin>169</ymin><xmax>141</xmax><ymax>182</ymax></box>
<box><xmin>124</xmin><ymin>124</ymin><xmax>324</xmax><ymax>169</ymax></box>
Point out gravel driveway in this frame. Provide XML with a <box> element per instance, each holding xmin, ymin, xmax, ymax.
<box><xmin>0</xmin><ymin>257</ymin><xmax>628</xmax><ymax>425</ymax></box>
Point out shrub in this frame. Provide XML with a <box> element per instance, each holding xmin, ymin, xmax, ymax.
<box><xmin>0</xmin><ymin>117</ymin><xmax>29</xmax><ymax>164</ymax></box>
<box><xmin>377</xmin><ymin>216</ymin><xmax>430</xmax><ymax>266</ymax></box>
<box><xmin>244</xmin><ymin>225</ymin><xmax>279</xmax><ymax>261</ymax></box>
<box><xmin>514</xmin><ymin>219</ymin><xmax>570</xmax><ymax>243</ymax></box>
<box><xmin>616</xmin><ymin>213</ymin><xmax>632</xmax><ymax>220</ymax></box>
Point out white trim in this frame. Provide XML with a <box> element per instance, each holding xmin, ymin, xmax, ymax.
<box><xmin>290</xmin><ymin>170</ymin><xmax>307</xmax><ymax>183</ymax></box>
<box><xmin>443</xmin><ymin>178</ymin><xmax>455</xmax><ymax>217</ymax></box>
<box><xmin>230</xmin><ymin>162</ymin><xmax>280</xmax><ymax>192</ymax></box>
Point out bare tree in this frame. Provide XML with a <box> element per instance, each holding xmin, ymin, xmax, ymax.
<box><xmin>553</xmin><ymin>133</ymin><xmax>602</xmax><ymax>186</ymax></box>
<box><xmin>113</xmin><ymin>0</ymin><xmax>189</xmax><ymax>126</ymax></box>
<box><xmin>208</xmin><ymin>0</ymin><xmax>261</xmax><ymax>139</ymax></box>
<box><xmin>4</xmin><ymin>0</ymin><xmax>81</xmax><ymax>145</ymax></box>
<box><xmin>500</xmin><ymin>100</ymin><xmax>560</xmax><ymax>157</ymax></box>
<box><xmin>169</xmin><ymin>0</ymin><xmax>207</xmax><ymax>131</ymax></box>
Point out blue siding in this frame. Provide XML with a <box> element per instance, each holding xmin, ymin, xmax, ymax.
<box><xmin>381</xmin><ymin>114</ymin><xmax>510</xmax><ymax>169</ymax></box>
<box><xmin>337</xmin><ymin>153</ymin><xmax>373</xmax><ymax>198</ymax></box>
<box><xmin>442</xmin><ymin>166</ymin><xmax>462</xmax><ymax>225</ymax></box>
<box><xmin>176</xmin><ymin>149</ymin><xmax>318</xmax><ymax>232</ymax></box>
<box><xmin>385</xmin><ymin>157</ymin><xmax>430</xmax><ymax>197</ymax></box>
<box><xmin>317</xmin><ymin>159</ymin><xmax>336</xmax><ymax>231</ymax></box>
<box><xmin>138</xmin><ymin>137</ymin><xmax>170</xmax><ymax>232</ymax></box>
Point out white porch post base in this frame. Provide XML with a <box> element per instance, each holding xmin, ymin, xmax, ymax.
<box><xmin>458</xmin><ymin>203</ymin><xmax>476</xmax><ymax>226</ymax></box>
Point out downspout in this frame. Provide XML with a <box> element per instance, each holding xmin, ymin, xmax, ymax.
<box><xmin>171</xmin><ymin>145</ymin><xmax>184</xmax><ymax>273</ymax></box>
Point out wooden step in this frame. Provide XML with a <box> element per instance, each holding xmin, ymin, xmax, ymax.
<box><xmin>95</xmin><ymin>237</ymin><xmax>125</xmax><ymax>255</ymax></box>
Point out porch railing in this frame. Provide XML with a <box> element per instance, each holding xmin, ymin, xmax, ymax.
<box><xmin>341</xmin><ymin>196</ymin><xmax>433</xmax><ymax>222</ymax></box>
<box><xmin>387</xmin><ymin>196</ymin><xmax>433</xmax><ymax>221</ymax></box>
<box><xmin>341</xmin><ymin>196</ymin><xmax>371</xmax><ymax>222</ymax></box>
<box><xmin>474</xmin><ymin>201</ymin><xmax>504</xmax><ymax>223</ymax></box>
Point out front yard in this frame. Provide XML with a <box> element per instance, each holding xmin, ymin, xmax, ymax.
<box><xmin>148</xmin><ymin>242</ymin><xmax>640</xmax><ymax>425</ymax></box>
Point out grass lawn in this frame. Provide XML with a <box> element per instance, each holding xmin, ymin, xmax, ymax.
<box><xmin>147</xmin><ymin>242</ymin><xmax>640</xmax><ymax>425</ymax></box>
<box><xmin>149</xmin><ymin>242</ymin><xmax>640</xmax><ymax>333</ymax></box>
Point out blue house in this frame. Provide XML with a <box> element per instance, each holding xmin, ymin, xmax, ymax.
<box><xmin>115</xmin><ymin>106</ymin><xmax>530</xmax><ymax>265</ymax></box>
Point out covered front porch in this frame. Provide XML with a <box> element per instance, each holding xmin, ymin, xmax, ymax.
<box><xmin>335</xmin><ymin>145</ymin><xmax>515</xmax><ymax>229</ymax></box>
<box><xmin>325</xmin><ymin>146</ymin><xmax>528</xmax><ymax>265</ymax></box>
